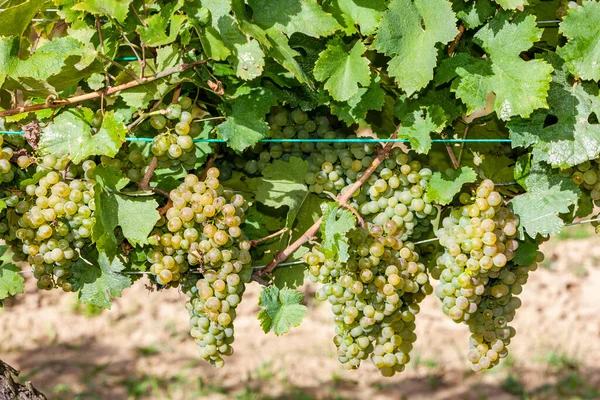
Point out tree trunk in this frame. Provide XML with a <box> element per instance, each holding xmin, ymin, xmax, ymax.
<box><xmin>0</xmin><ymin>359</ymin><xmax>46</xmax><ymax>400</ymax></box>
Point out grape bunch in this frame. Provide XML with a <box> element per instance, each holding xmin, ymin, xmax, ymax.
<box><xmin>566</xmin><ymin>157</ymin><xmax>600</xmax><ymax>201</ymax></box>
<box><xmin>306</xmin><ymin>226</ymin><xmax>431</xmax><ymax>376</ymax></box>
<box><xmin>0</xmin><ymin>136</ymin><xmax>16</xmax><ymax>183</ymax></box>
<box><xmin>432</xmin><ymin>179</ymin><xmax>538</xmax><ymax>370</ymax></box>
<box><xmin>149</xmin><ymin>97</ymin><xmax>203</xmax><ymax>170</ymax></box>
<box><xmin>13</xmin><ymin>169</ymin><xmax>96</xmax><ymax>292</ymax></box>
<box><xmin>466</xmin><ymin>253</ymin><xmax>542</xmax><ymax>371</ymax></box>
<box><xmin>149</xmin><ymin>167</ymin><xmax>251</xmax><ymax>367</ymax></box>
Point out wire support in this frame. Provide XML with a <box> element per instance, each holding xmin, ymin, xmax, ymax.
<box><xmin>0</xmin><ymin>131</ymin><xmax>513</xmax><ymax>144</ymax></box>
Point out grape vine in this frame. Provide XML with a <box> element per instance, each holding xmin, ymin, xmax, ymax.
<box><xmin>0</xmin><ymin>0</ymin><xmax>598</xmax><ymax>377</ymax></box>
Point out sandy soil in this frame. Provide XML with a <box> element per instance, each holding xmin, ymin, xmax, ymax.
<box><xmin>1</xmin><ymin>234</ymin><xmax>599</xmax><ymax>400</ymax></box>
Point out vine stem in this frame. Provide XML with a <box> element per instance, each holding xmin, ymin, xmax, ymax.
<box><xmin>258</xmin><ymin>126</ymin><xmax>400</xmax><ymax>277</ymax></box>
<box><xmin>250</xmin><ymin>227</ymin><xmax>289</xmax><ymax>246</ymax></box>
<box><xmin>0</xmin><ymin>58</ymin><xmax>210</xmax><ymax>117</ymax></box>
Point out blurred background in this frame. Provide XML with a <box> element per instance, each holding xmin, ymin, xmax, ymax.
<box><xmin>1</xmin><ymin>224</ymin><xmax>599</xmax><ymax>400</ymax></box>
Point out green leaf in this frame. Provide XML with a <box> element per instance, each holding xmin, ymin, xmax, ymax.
<box><xmin>330</xmin><ymin>75</ymin><xmax>385</xmax><ymax>125</ymax></box>
<box><xmin>72</xmin><ymin>0</ymin><xmax>133</xmax><ymax>24</ymax></box>
<box><xmin>93</xmin><ymin>166</ymin><xmax>161</xmax><ymax>259</ymax></box>
<box><xmin>557</xmin><ymin>1</ymin><xmax>600</xmax><ymax>81</ymax></box>
<box><xmin>0</xmin><ymin>0</ymin><xmax>50</xmax><ymax>37</ymax></box>
<box><xmin>454</xmin><ymin>0</ymin><xmax>495</xmax><ymax>29</ymax></box>
<box><xmin>0</xmin><ymin>263</ymin><xmax>24</xmax><ymax>304</ymax></box>
<box><xmin>314</xmin><ymin>38</ymin><xmax>371</xmax><ymax>102</ymax></box>
<box><xmin>217</xmin><ymin>88</ymin><xmax>277</xmax><ymax>151</ymax></box>
<box><xmin>513</xmin><ymin>235</ymin><xmax>538</xmax><ymax>266</ymax></box>
<box><xmin>426</xmin><ymin>167</ymin><xmax>477</xmax><ymax>205</ymax></box>
<box><xmin>507</xmin><ymin>53</ymin><xmax>600</xmax><ymax>168</ymax></box>
<box><xmin>510</xmin><ymin>160</ymin><xmax>580</xmax><ymax>238</ymax></box>
<box><xmin>396</xmin><ymin>107</ymin><xmax>447</xmax><ymax>154</ymax></box>
<box><xmin>136</xmin><ymin>3</ymin><xmax>185</xmax><ymax>47</ymax></box>
<box><xmin>39</xmin><ymin>109</ymin><xmax>126</xmax><ymax>164</ymax></box>
<box><xmin>319</xmin><ymin>203</ymin><xmax>356</xmax><ymax>263</ymax></box>
<box><xmin>247</xmin><ymin>0</ymin><xmax>340</xmax><ymax>38</ymax></box>
<box><xmin>493</xmin><ymin>0</ymin><xmax>527</xmax><ymax>10</ymax></box>
<box><xmin>256</xmin><ymin>157</ymin><xmax>310</xmax><ymax>236</ymax></box>
<box><xmin>232</xmin><ymin>39</ymin><xmax>265</xmax><ymax>81</ymax></box>
<box><xmin>451</xmin><ymin>13</ymin><xmax>553</xmax><ymax>120</ymax></box>
<box><xmin>273</xmin><ymin>264</ymin><xmax>306</xmax><ymax>290</ymax></box>
<box><xmin>374</xmin><ymin>0</ymin><xmax>458</xmax><ymax>95</ymax></box>
<box><xmin>330</xmin><ymin>0</ymin><xmax>385</xmax><ymax>35</ymax></box>
<box><xmin>258</xmin><ymin>286</ymin><xmax>307</xmax><ymax>336</ymax></box>
<box><xmin>72</xmin><ymin>253</ymin><xmax>132</xmax><ymax>310</ymax></box>
<box><xmin>87</xmin><ymin>73</ymin><xmax>105</xmax><ymax>90</ymax></box>
<box><xmin>0</xmin><ymin>36</ymin><xmax>86</xmax><ymax>85</ymax></box>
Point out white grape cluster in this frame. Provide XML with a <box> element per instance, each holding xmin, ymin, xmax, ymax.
<box><xmin>13</xmin><ymin>168</ymin><xmax>96</xmax><ymax>292</ymax></box>
<box><xmin>433</xmin><ymin>179</ymin><xmax>539</xmax><ymax>371</ymax></box>
<box><xmin>156</xmin><ymin>167</ymin><xmax>251</xmax><ymax>367</ymax></box>
<box><xmin>306</xmin><ymin>224</ymin><xmax>431</xmax><ymax>376</ymax></box>
<box><xmin>150</xmin><ymin>97</ymin><xmax>204</xmax><ymax>170</ymax></box>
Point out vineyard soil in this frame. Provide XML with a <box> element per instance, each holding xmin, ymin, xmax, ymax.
<box><xmin>1</xmin><ymin>233</ymin><xmax>599</xmax><ymax>400</ymax></box>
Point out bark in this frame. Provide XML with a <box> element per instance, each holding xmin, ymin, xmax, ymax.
<box><xmin>0</xmin><ymin>359</ymin><xmax>47</xmax><ymax>400</ymax></box>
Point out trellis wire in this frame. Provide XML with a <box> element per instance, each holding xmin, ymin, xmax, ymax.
<box><xmin>0</xmin><ymin>131</ymin><xmax>511</xmax><ymax>144</ymax></box>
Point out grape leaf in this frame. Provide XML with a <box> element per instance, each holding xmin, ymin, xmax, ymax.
<box><xmin>319</xmin><ymin>203</ymin><xmax>355</xmax><ymax>263</ymax></box>
<box><xmin>0</xmin><ymin>36</ymin><xmax>87</xmax><ymax>95</ymax></box>
<box><xmin>187</xmin><ymin>0</ymin><xmax>265</xmax><ymax>80</ymax></box>
<box><xmin>330</xmin><ymin>75</ymin><xmax>385</xmax><ymax>125</ymax></box>
<box><xmin>247</xmin><ymin>0</ymin><xmax>340</xmax><ymax>38</ymax></box>
<box><xmin>258</xmin><ymin>286</ymin><xmax>307</xmax><ymax>336</ymax></box>
<box><xmin>72</xmin><ymin>253</ymin><xmax>132</xmax><ymax>310</ymax></box>
<box><xmin>72</xmin><ymin>0</ymin><xmax>133</xmax><ymax>24</ymax></box>
<box><xmin>0</xmin><ymin>0</ymin><xmax>50</xmax><ymax>37</ymax></box>
<box><xmin>451</xmin><ymin>13</ymin><xmax>553</xmax><ymax>120</ymax></box>
<box><xmin>454</xmin><ymin>0</ymin><xmax>495</xmax><ymax>29</ymax></box>
<box><xmin>313</xmin><ymin>39</ymin><xmax>370</xmax><ymax>102</ymax></box>
<box><xmin>329</xmin><ymin>0</ymin><xmax>386</xmax><ymax>36</ymax></box>
<box><xmin>396</xmin><ymin>107</ymin><xmax>447</xmax><ymax>154</ymax></box>
<box><xmin>373</xmin><ymin>0</ymin><xmax>457</xmax><ymax>95</ymax></box>
<box><xmin>0</xmin><ymin>263</ymin><xmax>24</xmax><ymax>304</ymax></box>
<box><xmin>217</xmin><ymin>88</ymin><xmax>277</xmax><ymax>151</ymax></box>
<box><xmin>93</xmin><ymin>166</ymin><xmax>161</xmax><ymax>260</ymax></box>
<box><xmin>507</xmin><ymin>53</ymin><xmax>600</xmax><ymax>168</ymax></box>
<box><xmin>513</xmin><ymin>235</ymin><xmax>538</xmax><ymax>266</ymax></box>
<box><xmin>136</xmin><ymin>2</ymin><xmax>185</xmax><ymax>47</ymax></box>
<box><xmin>493</xmin><ymin>0</ymin><xmax>527</xmax><ymax>10</ymax></box>
<box><xmin>230</xmin><ymin>0</ymin><xmax>312</xmax><ymax>86</ymax></box>
<box><xmin>256</xmin><ymin>157</ymin><xmax>310</xmax><ymax>237</ymax></box>
<box><xmin>273</xmin><ymin>264</ymin><xmax>306</xmax><ymax>290</ymax></box>
<box><xmin>510</xmin><ymin>160</ymin><xmax>580</xmax><ymax>238</ymax></box>
<box><xmin>557</xmin><ymin>1</ymin><xmax>600</xmax><ymax>82</ymax></box>
<box><xmin>39</xmin><ymin>109</ymin><xmax>126</xmax><ymax>164</ymax></box>
<box><xmin>233</xmin><ymin>39</ymin><xmax>265</xmax><ymax>81</ymax></box>
<box><xmin>426</xmin><ymin>167</ymin><xmax>477</xmax><ymax>205</ymax></box>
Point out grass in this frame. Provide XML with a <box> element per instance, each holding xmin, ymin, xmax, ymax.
<box><xmin>555</xmin><ymin>224</ymin><xmax>595</xmax><ymax>241</ymax></box>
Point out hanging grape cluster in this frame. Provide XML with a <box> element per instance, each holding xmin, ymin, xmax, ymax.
<box><xmin>149</xmin><ymin>167</ymin><xmax>252</xmax><ymax>367</ymax></box>
<box><xmin>150</xmin><ymin>97</ymin><xmax>204</xmax><ymax>170</ymax></box>
<box><xmin>432</xmin><ymin>179</ymin><xmax>543</xmax><ymax>370</ymax></box>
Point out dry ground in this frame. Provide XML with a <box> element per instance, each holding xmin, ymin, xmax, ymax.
<box><xmin>1</xmin><ymin>225</ymin><xmax>599</xmax><ymax>400</ymax></box>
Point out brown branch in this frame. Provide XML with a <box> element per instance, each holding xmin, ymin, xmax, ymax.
<box><xmin>171</xmin><ymin>84</ymin><xmax>182</xmax><ymax>105</ymax></box>
<box><xmin>251</xmin><ymin>273</ymin><xmax>270</xmax><ymax>286</ymax></box>
<box><xmin>441</xmin><ymin>133</ymin><xmax>460</xmax><ymax>169</ymax></box>
<box><xmin>323</xmin><ymin>190</ymin><xmax>365</xmax><ymax>228</ymax></box>
<box><xmin>448</xmin><ymin>24</ymin><xmax>465</xmax><ymax>56</ymax></box>
<box><xmin>0</xmin><ymin>59</ymin><xmax>210</xmax><ymax>117</ymax></box>
<box><xmin>258</xmin><ymin>127</ymin><xmax>400</xmax><ymax>277</ymax></box>
<box><xmin>456</xmin><ymin>123</ymin><xmax>470</xmax><ymax>166</ymax></box>
<box><xmin>22</xmin><ymin>120</ymin><xmax>41</xmax><ymax>151</ymax></box>
<box><xmin>138</xmin><ymin>155</ymin><xmax>158</xmax><ymax>191</ymax></box>
<box><xmin>250</xmin><ymin>227</ymin><xmax>289</xmax><ymax>246</ymax></box>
